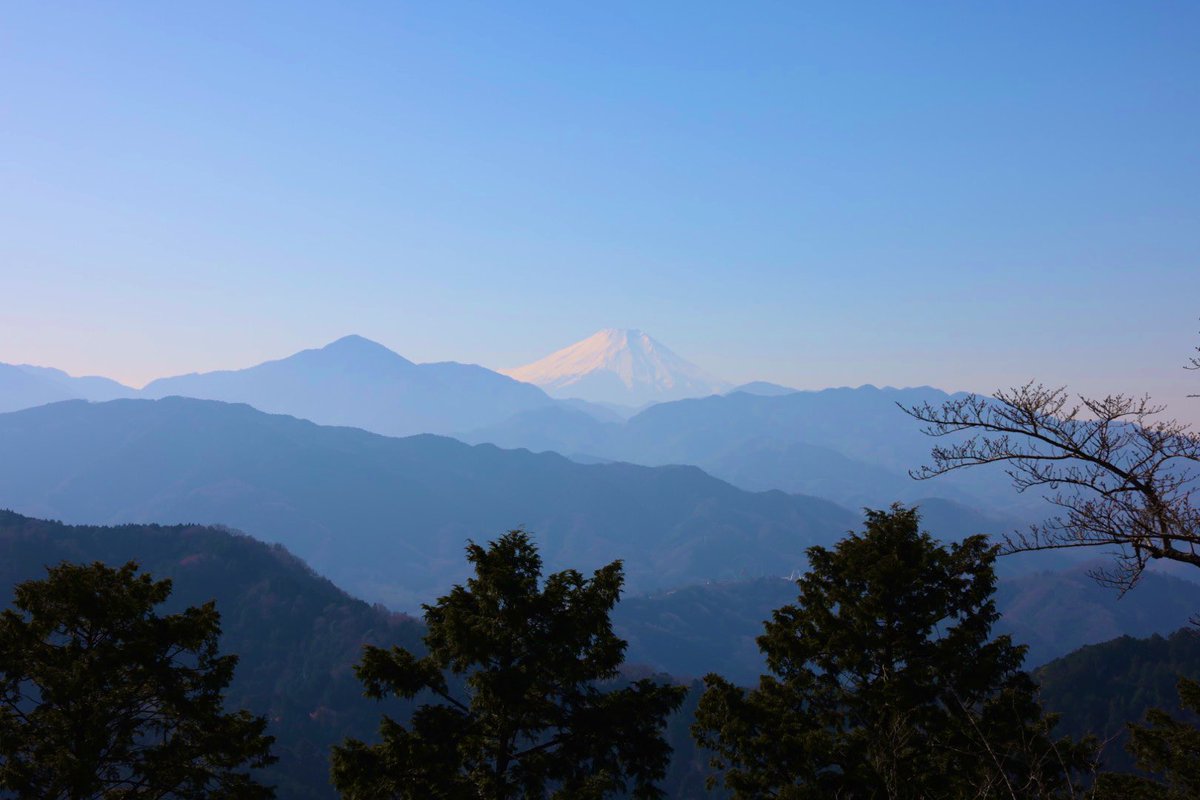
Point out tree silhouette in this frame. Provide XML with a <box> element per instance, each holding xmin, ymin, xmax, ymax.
<box><xmin>0</xmin><ymin>561</ymin><xmax>276</xmax><ymax>799</ymax></box>
<box><xmin>693</xmin><ymin>506</ymin><xmax>1093</xmax><ymax>799</ymax></box>
<box><xmin>1092</xmin><ymin>677</ymin><xmax>1200</xmax><ymax>799</ymax></box>
<box><xmin>331</xmin><ymin>530</ymin><xmax>685</xmax><ymax>800</ymax></box>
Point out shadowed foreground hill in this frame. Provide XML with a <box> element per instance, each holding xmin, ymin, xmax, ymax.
<box><xmin>0</xmin><ymin>397</ymin><xmax>854</xmax><ymax>608</ymax></box>
<box><xmin>0</xmin><ymin>511</ymin><xmax>720</xmax><ymax>799</ymax></box>
<box><xmin>0</xmin><ymin>510</ymin><xmax>423</xmax><ymax>800</ymax></box>
<box><xmin>4</xmin><ymin>511</ymin><xmax>1193</xmax><ymax>797</ymax></box>
<box><xmin>1037</xmin><ymin>629</ymin><xmax>1200</xmax><ymax>772</ymax></box>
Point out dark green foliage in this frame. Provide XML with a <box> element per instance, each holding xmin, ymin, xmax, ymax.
<box><xmin>1036</xmin><ymin>629</ymin><xmax>1200</xmax><ymax>774</ymax></box>
<box><xmin>12</xmin><ymin>509</ymin><xmax>1191</xmax><ymax>799</ymax></box>
<box><xmin>693</xmin><ymin>505</ymin><xmax>1094</xmax><ymax>799</ymax></box>
<box><xmin>612</xmin><ymin>567</ymin><xmax>1200</xmax><ymax>686</ymax></box>
<box><xmin>331</xmin><ymin>531</ymin><xmax>687</xmax><ymax>799</ymax></box>
<box><xmin>1092</xmin><ymin>677</ymin><xmax>1200</xmax><ymax>798</ymax></box>
<box><xmin>1038</xmin><ymin>631</ymin><xmax>1200</xmax><ymax>796</ymax></box>
<box><xmin>0</xmin><ymin>510</ymin><xmax>424</xmax><ymax>800</ymax></box>
<box><xmin>0</xmin><ymin>560</ymin><xmax>276</xmax><ymax>798</ymax></box>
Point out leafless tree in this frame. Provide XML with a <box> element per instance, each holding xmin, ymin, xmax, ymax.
<box><xmin>1188</xmin><ymin>338</ymin><xmax>1199</xmax><ymax>396</ymax></box>
<box><xmin>901</xmin><ymin>339</ymin><xmax>1200</xmax><ymax>592</ymax></box>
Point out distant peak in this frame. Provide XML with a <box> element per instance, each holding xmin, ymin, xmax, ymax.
<box><xmin>323</xmin><ymin>334</ymin><xmax>386</xmax><ymax>350</ymax></box>
<box><xmin>500</xmin><ymin>328</ymin><xmax>729</xmax><ymax>405</ymax></box>
<box><xmin>315</xmin><ymin>335</ymin><xmax>414</xmax><ymax>366</ymax></box>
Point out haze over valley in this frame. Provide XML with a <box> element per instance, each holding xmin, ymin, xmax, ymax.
<box><xmin>3</xmin><ymin>4</ymin><xmax>1198</xmax><ymax>797</ymax></box>
<box><xmin>0</xmin><ymin>327</ymin><xmax>1173</xmax><ymax>617</ymax></box>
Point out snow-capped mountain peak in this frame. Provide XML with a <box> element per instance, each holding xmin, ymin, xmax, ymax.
<box><xmin>501</xmin><ymin>329</ymin><xmax>730</xmax><ymax>406</ymax></box>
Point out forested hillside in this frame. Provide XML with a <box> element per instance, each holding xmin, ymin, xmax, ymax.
<box><xmin>0</xmin><ymin>511</ymin><xmax>423</xmax><ymax>799</ymax></box>
<box><xmin>1038</xmin><ymin>629</ymin><xmax>1200</xmax><ymax>772</ymax></box>
<box><xmin>9</xmin><ymin>510</ymin><xmax>1200</xmax><ymax>797</ymax></box>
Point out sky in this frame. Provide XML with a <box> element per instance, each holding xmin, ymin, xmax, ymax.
<box><xmin>1</xmin><ymin>2</ymin><xmax>1198</xmax><ymax>421</ymax></box>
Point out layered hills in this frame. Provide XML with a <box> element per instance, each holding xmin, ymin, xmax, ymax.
<box><xmin>3</xmin><ymin>335</ymin><xmax>664</xmax><ymax>437</ymax></box>
<box><xmin>3</xmin><ymin>337</ymin><xmax>1031</xmax><ymax>523</ymax></box>
<box><xmin>463</xmin><ymin>385</ymin><xmax>1045</xmax><ymax>517</ymax></box>
<box><xmin>0</xmin><ymin>362</ymin><xmax>135</xmax><ymax>412</ymax></box>
<box><xmin>5</xmin><ymin>511</ymin><xmax>1192</xmax><ymax>797</ymax></box>
<box><xmin>0</xmin><ymin>397</ymin><xmax>856</xmax><ymax>608</ymax></box>
<box><xmin>0</xmin><ymin>511</ymin><xmax>423</xmax><ymax>800</ymax></box>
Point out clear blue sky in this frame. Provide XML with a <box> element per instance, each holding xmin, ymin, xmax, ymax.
<box><xmin>2</xmin><ymin>2</ymin><xmax>1198</xmax><ymax>419</ymax></box>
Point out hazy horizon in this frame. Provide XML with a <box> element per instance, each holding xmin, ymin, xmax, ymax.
<box><xmin>4</xmin><ymin>327</ymin><xmax>1198</xmax><ymax>430</ymax></box>
<box><xmin>3</xmin><ymin>3</ymin><xmax>1198</xmax><ymax>419</ymax></box>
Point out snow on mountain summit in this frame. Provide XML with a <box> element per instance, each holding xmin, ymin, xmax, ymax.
<box><xmin>500</xmin><ymin>329</ymin><xmax>730</xmax><ymax>406</ymax></box>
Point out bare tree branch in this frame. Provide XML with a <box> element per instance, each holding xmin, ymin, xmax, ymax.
<box><xmin>1188</xmin><ymin>325</ymin><xmax>1200</xmax><ymax>398</ymax></box>
<box><xmin>901</xmin><ymin>373</ymin><xmax>1200</xmax><ymax>593</ymax></box>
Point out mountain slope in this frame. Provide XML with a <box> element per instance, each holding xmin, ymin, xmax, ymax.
<box><xmin>0</xmin><ymin>397</ymin><xmax>856</xmax><ymax>609</ymax></box>
<box><xmin>995</xmin><ymin>564</ymin><xmax>1200</xmax><ymax>667</ymax></box>
<box><xmin>16</xmin><ymin>364</ymin><xmax>136</xmax><ymax>401</ymax></box>
<box><xmin>501</xmin><ymin>329</ymin><xmax>731</xmax><ymax>406</ymax></box>
<box><xmin>142</xmin><ymin>335</ymin><xmax>556</xmax><ymax>437</ymax></box>
<box><xmin>1037</xmin><ymin>629</ymin><xmax>1200</xmax><ymax>772</ymax></box>
<box><xmin>0</xmin><ymin>362</ymin><xmax>136</xmax><ymax>412</ymax></box>
<box><xmin>0</xmin><ymin>363</ymin><xmax>76</xmax><ymax>412</ymax></box>
<box><xmin>466</xmin><ymin>385</ymin><xmax>1046</xmax><ymax>517</ymax></box>
<box><xmin>728</xmin><ymin>381</ymin><xmax>797</xmax><ymax>396</ymax></box>
<box><xmin>5</xmin><ymin>510</ymin><xmax>1186</xmax><ymax>797</ymax></box>
<box><xmin>0</xmin><ymin>511</ymin><xmax>423</xmax><ymax>800</ymax></box>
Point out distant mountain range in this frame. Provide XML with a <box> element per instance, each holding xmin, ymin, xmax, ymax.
<box><xmin>501</xmin><ymin>328</ymin><xmax>731</xmax><ymax>406</ymax></box>
<box><xmin>1</xmin><ymin>335</ymin><xmax>635</xmax><ymax>438</ymax></box>
<box><xmin>728</xmin><ymin>380</ymin><xmax>798</xmax><ymax>396</ymax></box>
<box><xmin>2</xmin><ymin>333</ymin><xmax>711</xmax><ymax>436</ymax></box>
<box><xmin>0</xmin><ymin>362</ymin><xmax>136</xmax><ymax>412</ymax></box>
<box><xmin>0</xmin><ymin>397</ymin><xmax>859</xmax><ymax>608</ymax></box>
<box><xmin>2</xmin><ymin>335</ymin><xmax>1054</xmax><ymax>523</ymax></box>
<box><xmin>463</xmin><ymin>385</ymin><xmax>1049</xmax><ymax>518</ymax></box>
<box><xmin>4</xmin><ymin>330</ymin><xmax>737</xmax><ymax>421</ymax></box>
<box><xmin>3</xmin><ymin>339</ymin><xmax>1188</xmax><ymax>795</ymax></box>
<box><xmin>140</xmin><ymin>334</ymin><xmax>564</xmax><ymax>437</ymax></box>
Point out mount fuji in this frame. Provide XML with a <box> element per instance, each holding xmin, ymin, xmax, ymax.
<box><xmin>500</xmin><ymin>328</ymin><xmax>731</xmax><ymax>406</ymax></box>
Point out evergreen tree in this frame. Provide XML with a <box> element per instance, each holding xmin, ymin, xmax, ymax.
<box><xmin>331</xmin><ymin>530</ymin><xmax>686</xmax><ymax>799</ymax></box>
<box><xmin>1092</xmin><ymin>677</ymin><xmax>1200</xmax><ymax>799</ymax></box>
<box><xmin>0</xmin><ymin>561</ymin><xmax>276</xmax><ymax>799</ymax></box>
<box><xmin>693</xmin><ymin>505</ymin><xmax>1094</xmax><ymax>799</ymax></box>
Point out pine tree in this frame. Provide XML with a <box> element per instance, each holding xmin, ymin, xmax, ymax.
<box><xmin>693</xmin><ymin>505</ymin><xmax>1094</xmax><ymax>799</ymax></box>
<box><xmin>1092</xmin><ymin>677</ymin><xmax>1200</xmax><ymax>799</ymax></box>
<box><xmin>331</xmin><ymin>530</ymin><xmax>686</xmax><ymax>799</ymax></box>
<box><xmin>0</xmin><ymin>561</ymin><xmax>276</xmax><ymax>799</ymax></box>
